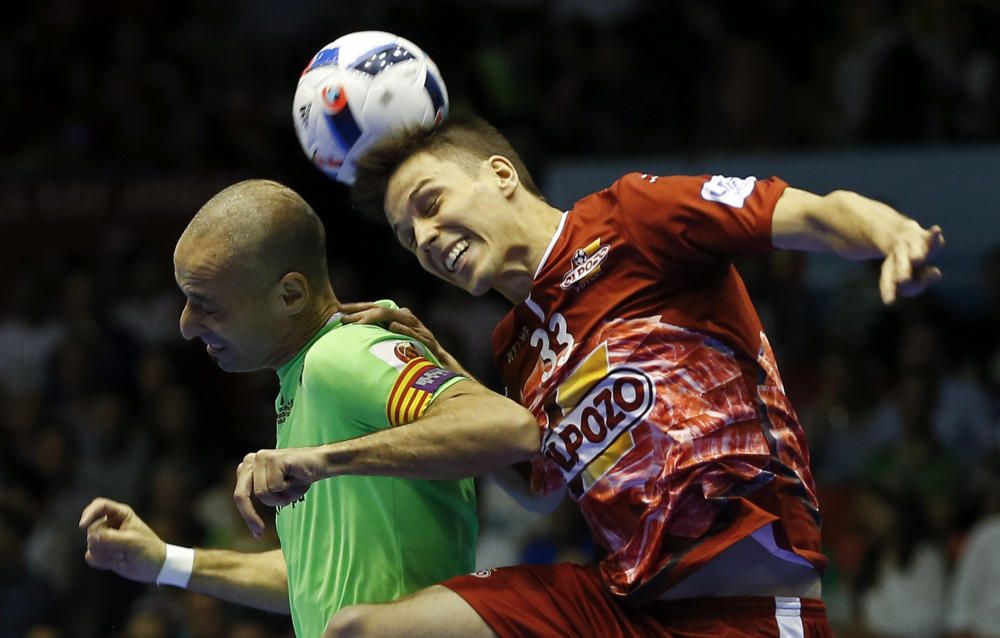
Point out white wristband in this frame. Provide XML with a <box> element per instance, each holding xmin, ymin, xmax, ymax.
<box><xmin>156</xmin><ymin>544</ymin><xmax>195</xmax><ymax>588</ymax></box>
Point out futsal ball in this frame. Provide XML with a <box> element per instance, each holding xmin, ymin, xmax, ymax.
<box><xmin>292</xmin><ymin>31</ymin><xmax>449</xmax><ymax>185</ymax></box>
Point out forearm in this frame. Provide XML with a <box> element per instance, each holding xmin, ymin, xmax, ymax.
<box><xmin>773</xmin><ymin>188</ymin><xmax>918</xmax><ymax>259</ymax></box>
<box><xmin>188</xmin><ymin>548</ymin><xmax>289</xmax><ymax>614</ymax></box>
<box><xmin>318</xmin><ymin>382</ymin><xmax>538</xmax><ymax>480</ymax></box>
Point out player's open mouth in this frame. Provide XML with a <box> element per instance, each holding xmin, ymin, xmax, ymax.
<box><xmin>445</xmin><ymin>239</ymin><xmax>470</xmax><ymax>273</ymax></box>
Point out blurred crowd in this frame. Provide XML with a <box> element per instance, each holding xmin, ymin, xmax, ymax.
<box><xmin>5</xmin><ymin>0</ymin><xmax>1000</xmax><ymax>178</ymax></box>
<box><xmin>2</xmin><ymin>1</ymin><xmax>999</xmax><ymax>637</ymax></box>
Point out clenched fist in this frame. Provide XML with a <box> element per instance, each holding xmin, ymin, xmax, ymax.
<box><xmin>79</xmin><ymin>498</ymin><xmax>165</xmax><ymax>583</ymax></box>
<box><xmin>233</xmin><ymin>447</ymin><xmax>329</xmax><ymax>538</ymax></box>
<box><xmin>879</xmin><ymin>223</ymin><xmax>945</xmax><ymax>304</ymax></box>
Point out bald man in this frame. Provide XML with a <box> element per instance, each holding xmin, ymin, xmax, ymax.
<box><xmin>79</xmin><ymin>180</ymin><xmax>537</xmax><ymax>637</ymax></box>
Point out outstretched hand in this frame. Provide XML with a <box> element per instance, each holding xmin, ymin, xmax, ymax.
<box><xmin>879</xmin><ymin>223</ymin><xmax>945</xmax><ymax>304</ymax></box>
<box><xmin>340</xmin><ymin>302</ymin><xmax>468</xmax><ymax>375</ymax></box>
<box><xmin>234</xmin><ymin>447</ymin><xmax>327</xmax><ymax>538</ymax></box>
<box><xmin>79</xmin><ymin>498</ymin><xmax>166</xmax><ymax>583</ymax></box>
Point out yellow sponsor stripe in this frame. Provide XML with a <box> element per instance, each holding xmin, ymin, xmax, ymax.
<box><xmin>553</xmin><ymin>341</ymin><xmax>634</xmax><ymax>492</ymax></box>
<box><xmin>555</xmin><ymin>343</ymin><xmax>610</xmax><ymax>417</ymax></box>
<box><xmin>581</xmin><ymin>432</ymin><xmax>636</xmax><ymax>492</ymax></box>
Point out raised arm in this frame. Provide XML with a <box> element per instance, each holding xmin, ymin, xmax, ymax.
<box><xmin>771</xmin><ymin>187</ymin><xmax>945</xmax><ymax>304</ymax></box>
<box><xmin>233</xmin><ymin>378</ymin><xmax>539</xmax><ymax>537</ymax></box>
<box><xmin>80</xmin><ymin>497</ymin><xmax>289</xmax><ymax>614</ymax></box>
<box><xmin>345</xmin><ymin>303</ymin><xmax>560</xmax><ymax>511</ymax></box>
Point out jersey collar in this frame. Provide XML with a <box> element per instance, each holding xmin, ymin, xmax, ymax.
<box><xmin>533</xmin><ymin>211</ymin><xmax>569</xmax><ymax>281</ymax></box>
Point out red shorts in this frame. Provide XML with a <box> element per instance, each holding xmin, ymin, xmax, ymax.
<box><xmin>442</xmin><ymin>563</ymin><xmax>832</xmax><ymax>638</ymax></box>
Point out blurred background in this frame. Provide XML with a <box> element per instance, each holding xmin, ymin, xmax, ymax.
<box><xmin>2</xmin><ymin>1</ymin><xmax>999</xmax><ymax>636</ymax></box>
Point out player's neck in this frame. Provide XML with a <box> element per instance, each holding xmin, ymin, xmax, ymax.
<box><xmin>270</xmin><ymin>296</ymin><xmax>342</xmax><ymax>368</ymax></box>
<box><xmin>495</xmin><ymin>202</ymin><xmax>564</xmax><ymax>304</ymax></box>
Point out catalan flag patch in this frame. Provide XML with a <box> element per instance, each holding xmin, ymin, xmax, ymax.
<box><xmin>386</xmin><ymin>356</ymin><xmax>459</xmax><ymax>426</ymax></box>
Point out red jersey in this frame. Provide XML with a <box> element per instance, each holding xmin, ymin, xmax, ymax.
<box><xmin>492</xmin><ymin>173</ymin><xmax>825</xmax><ymax>603</ymax></box>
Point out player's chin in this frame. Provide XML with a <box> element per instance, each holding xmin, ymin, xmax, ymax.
<box><xmin>464</xmin><ymin>275</ymin><xmax>492</xmax><ymax>297</ymax></box>
<box><xmin>215</xmin><ymin>355</ymin><xmax>252</xmax><ymax>373</ymax></box>
<box><xmin>438</xmin><ymin>268</ymin><xmax>482</xmax><ymax>295</ymax></box>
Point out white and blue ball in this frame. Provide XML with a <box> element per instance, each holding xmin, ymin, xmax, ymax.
<box><xmin>293</xmin><ymin>31</ymin><xmax>449</xmax><ymax>185</ymax></box>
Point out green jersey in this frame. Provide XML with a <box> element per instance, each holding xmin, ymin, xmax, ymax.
<box><xmin>274</xmin><ymin>310</ymin><xmax>478</xmax><ymax>637</ymax></box>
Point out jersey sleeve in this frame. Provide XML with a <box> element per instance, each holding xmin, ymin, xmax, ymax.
<box><xmin>610</xmin><ymin>172</ymin><xmax>787</xmax><ymax>267</ymax></box>
<box><xmin>305</xmin><ymin>324</ymin><xmax>466</xmax><ymax>432</ymax></box>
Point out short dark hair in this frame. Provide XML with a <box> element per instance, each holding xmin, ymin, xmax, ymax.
<box><xmin>351</xmin><ymin>113</ymin><xmax>543</xmax><ymax>223</ymax></box>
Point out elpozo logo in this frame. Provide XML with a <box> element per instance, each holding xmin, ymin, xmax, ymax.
<box><xmin>560</xmin><ymin>239</ymin><xmax>610</xmax><ymax>290</ymax></box>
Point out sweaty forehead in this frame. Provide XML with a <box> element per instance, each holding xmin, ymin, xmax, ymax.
<box><xmin>175</xmin><ymin>230</ymin><xmax>230</xmax><ymax>267</ymax></box>
<box><xmin>174</xmin><ymin>235</ymin><xmax>241</xmax><ymax>285</ymax></box>
<box><xmin>384</xmin><ymin>152</ymin><xmax>455</xmax><ymax>224</ymax></box>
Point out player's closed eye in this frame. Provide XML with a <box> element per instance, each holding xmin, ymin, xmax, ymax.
<box><xmin>426</xmin><ymin>197</ymin><xmax>440</xmax><ymax>216</ymax></box>
<box><xmin>193</xmin><ymin>300</ymin><xmax>221</xmax><ymax>317</ymax></box>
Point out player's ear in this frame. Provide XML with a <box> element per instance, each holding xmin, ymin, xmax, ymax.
<box><xmin>487</xmin><ymin>155</ymin><xmax>519</xmax><ymax>197</ymax></box>
<box><xmin>277</xmin><ymin>272</ymin><xmax>309</xmax><ymax>316</ymax></box>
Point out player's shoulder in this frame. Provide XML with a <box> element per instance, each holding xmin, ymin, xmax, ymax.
<box><xmin>613</xmin><ymin>172</ymin><xmax>712</xmax><ymax>195</ymax></box>
<box><xmin>603</xmin><ymin>171</ymin><xmax>705</xmax><ymax>187</ymax></box>
<box><xmin>305</xmin><ymin>300</ymin><xmax>418</xmax><ymax>370</ymax></box>
<box><xmin>316</xmin><ymin>320</ymin><xmax>399</xmax><ymax>351</ymax></box>
<box><xmin>575</xmin><ymin>173</ymin><xmax>708</xmax><ymax>210</ymax></box>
